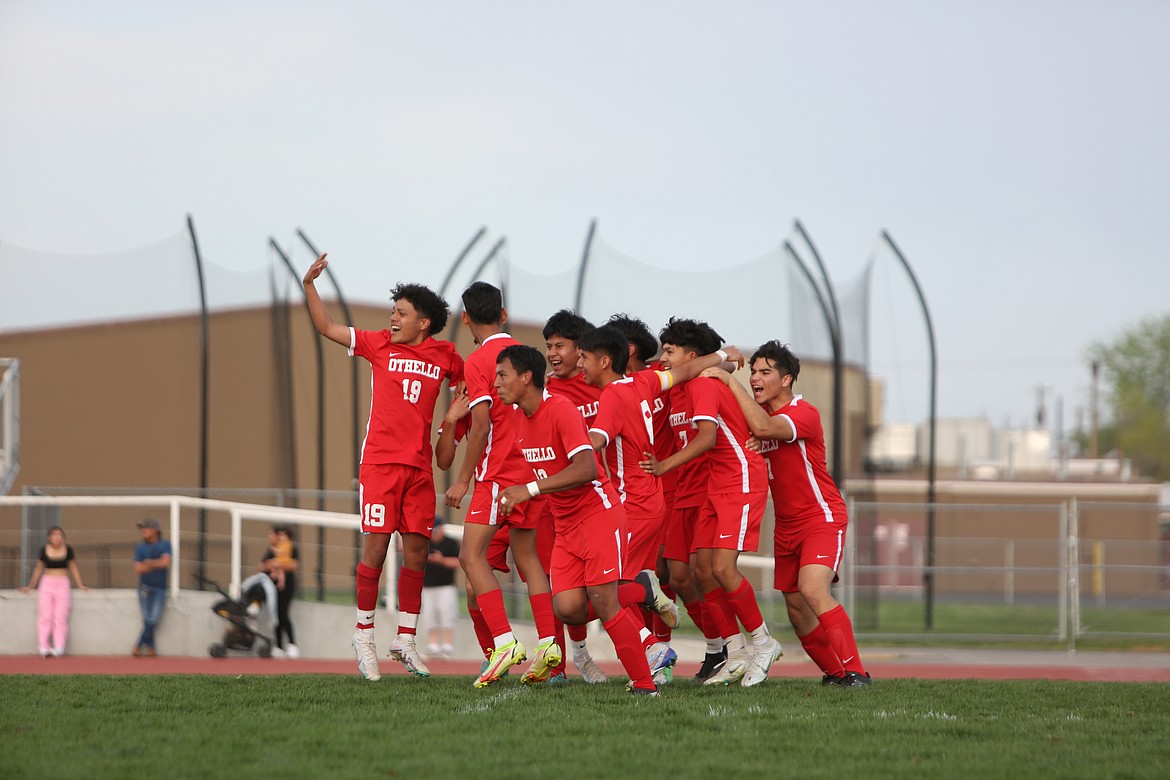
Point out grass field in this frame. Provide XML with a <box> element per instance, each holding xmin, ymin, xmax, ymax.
<box><xmin>5</xmin><ymin>674</ymin><xmax>1170</xmax><ymax>779</ymax></box>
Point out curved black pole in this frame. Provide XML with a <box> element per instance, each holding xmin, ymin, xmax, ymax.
<box><xmin>438</xmin><ymin>227</ymin><xmax>489</xmax><ymax>302</ymax></box>
<box><xmin>271</xmin><ymin>237</ymin><xmax>326</xmax><ymax>602</ymax></box>
<box><xmin>783</xmin><ymin>241</ymin><xmax>840</xmax><ymax>400</ymax></box>
<box><xmin>880</xmin><ymin>230</ymin><xmax>938</xmax><ymax>630</ymax></box>
<box><xmin>187</xmin><ymin>215</ymin><xmax>210</xmax><ymax>589</ymax></box>
<box><xmin>793</xmin><ymin>220</ymin><xmax>845</xmax><ymax>488</ymax></box>
<box><xmin>441</xmin><ymin>237</ymin><xmax>508</xmax><ymax>499</ymax></box>
<box><xmin>573</xmin><ymin>219</ymin><xmax>597</xmax><ymax>314</ymax></box>
<box><xmin>296</xmin><ymin>229</ymin><xmax>360</xmax><ymax>512</ymax></box>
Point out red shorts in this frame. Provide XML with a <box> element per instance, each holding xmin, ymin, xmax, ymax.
<box><xmin>358</xmin><ymin>463</ymin><xmax>435</xmax><ymax>535</ymax></box>
<box><xmin>663</xmin><ymin>505</ymin><xmax>699</xmax><ymax>563</ymax></box>
<box><xmin>486</xmin><ymin>498</ymin><xmax>555</xmax><ymax>576</ymax></box>
<box><xmin>774</xmin><ymin>523</ymin><xmax>846</xmax><ymax>592</ymax></box>
<box><xmin>624</xmin><ymin>505</ymin><xmax>665</xmax><ymax>572</ymax></box>
<box><xmin>465</xmin><ymin>480</ymin><xmax>533</xmax><ymax>529</ymax></box>
<box><xmin>656</xmin><ymin>490</ymin><xmax>676</xmax><ymax>546</ymax></box>
<box><xmin>693</xmin><ymin>490</ymin><xmax>767</xmax><ymax>552</ymax></box>
<box><xmin>549</xmin><ymin>507</ymin><xmax>627</xmax><ymax>594</ymax></box>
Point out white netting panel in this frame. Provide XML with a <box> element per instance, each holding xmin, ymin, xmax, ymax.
<box><xmin>1</xmin><ymin>233</ymin><xmax>274</xmax><ymax>333</ymax></box>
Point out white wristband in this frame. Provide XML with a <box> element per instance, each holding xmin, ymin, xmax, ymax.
<box><xmin>715</xmin><ymin>349</ymin><xmax>729</xmax><ymax>362</ymax></box>
<box><xmin>526</xmin><ymin>481</ymin><xmax>541</xmax><ymax>497</ymax></box>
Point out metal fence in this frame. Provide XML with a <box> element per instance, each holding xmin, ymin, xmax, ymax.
<box><xmin>3</xmin><ymin>491</ymin><xmax>1167</xmax><ymax>648</ymax></box>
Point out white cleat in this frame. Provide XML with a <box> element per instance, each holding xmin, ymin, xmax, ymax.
<box><xmin>704</xmin><ymin>648</ymin><xmax>750</xmax><ymax>686</ymax></box>
<box><xmin>352</xmin><ymin>631</ymin><xmax>381</xmax><ymax>681</ymax></box>
<box><xmin>389</xmin><ymin>635</ymin><xmax>432</xmax><ymax>678</ymax></box>
<box><xmin>635</xmin><ymin>569</ymin><xmax>679</xmax><ymax>629</ymax></box>
<box><xmin>741</xmin><ymin>636</ymin><xmax>783</xmax><ymax>687</ymax></box>
<box><xmin>574</xmin><ymin>656</ymin><xmax>609</xmax><ymax>684</ymax></box>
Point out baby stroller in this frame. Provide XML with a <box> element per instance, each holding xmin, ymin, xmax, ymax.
<box><xmin>198</xmin><ymin>574</ymin><xmax>276</xmax><ymax>658</ymax></box>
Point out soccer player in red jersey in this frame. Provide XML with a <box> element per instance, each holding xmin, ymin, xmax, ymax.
<box><xmin>640</xmin><ymin>318</ymin><xmax>783</xmax><ymax>687</ymax></box>
<box><xmin>540</xmin><ymin>309</ymin><xmax>606</xmax><ymax>682</ymax></box>
<box><xmin>493</xmin><ymin>345</ymin><xmax>660</xmax><ymax>696</ymax></box>
<box><xmin>441</xmin><ymin>282</ymin><xmax>561</xmax><ymax>687</ymax></box>
<box><xmin>579</xmin><ymin>324</ymin><xmax>744</xmax><ymax>684</ymax></box>
<box><xmin>704</xmin><ymin>340</ymin><xmax>871</xmax><ymax>686</ymax></box>
<box><xmin>303</xmin><ymin>254</ymin><xmax>463</xmax><ymax>681</ymax></box>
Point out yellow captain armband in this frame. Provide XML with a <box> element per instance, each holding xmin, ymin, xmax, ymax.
<box><xmin>656</xmin><ymin>370</ymin><xmax>674</xmax><ymax>392</ymax></box>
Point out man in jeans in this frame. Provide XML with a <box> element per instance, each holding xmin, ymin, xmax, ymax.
<box><xmin>132</xmin><ymin>518</ymin><xmax>171</xmax><ymax>657</ymax></box>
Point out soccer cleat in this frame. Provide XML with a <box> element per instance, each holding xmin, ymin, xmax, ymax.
<box><xmin>822</xmin><ymin>673</ymin><xmax>848</xmax><ymax>686</ymax></box>
<box><xmin>741</xmin><ymin>636</ymin><xmax>783</xmax><ymax>687</ymax></box>
<box><xmin>635</xmin><ymin>569</ymin><xmax>679</xmax><ymax>629</ymax></box>
<box><xmin>841</xmin><ymin>671</ymin><xmax>873</xmax><ymax>687</ymax></box>
<box><xmin>475</xmin><ymin>639</ymin><xmax>527</xmax><ymax>688</ymax></box>
<box><xmin>694</xmin><ymin>647</ymin><xmax>727</xmax><ymax>682</ymax></box>
<box><xmin>645</xmin><ymin>642</ymin><xmax>678</xmax><ymax>682</ymax></box>
<box><xmin>703</xmin><ymin>648</ymin><xmax>749</xmax><ymax>686</ymax></box>
<box><xmin>352</xmin><ymin>631</ymin><xmax>382</xmax><ymax>681</ymax></box>
<box><xmin>389</xmin><ymin>635</ymin><xmax>431</xmax><ymax>678</ymax></box>
<box><xmin>548</xmin><ymin>672</ymin><xmax>569</xmax><ymax>685</ymax></box>
<box><xmin>629</xmin><ymin>685</ymin><xmax>661</xmax><ymax>698</ymax></box>
<box><xmin>574</xmin><ymin>656</ymin><xmax>609</xmax><ymax>684</ymax></box>
<box><xmin>653</xmin><ymin>664</ymin><xmax>674</xmax><ymax>687</ymax></box>
<box><xmin>521</xmin><ymin>639</ymin><xmax>564</xmax><ymax>685</ymax></box>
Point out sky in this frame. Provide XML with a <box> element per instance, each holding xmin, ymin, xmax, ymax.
<box><xmin>2</xmin><ymin>1</ymin><xmax>1168</xmax><ymax>435</ymax></box>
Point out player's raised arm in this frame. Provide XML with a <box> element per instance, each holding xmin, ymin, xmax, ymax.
<box><xmin>302</xmin><ymin>254</ymin><xmax>352</xmax><ymax>347</ymax></box>
<box><xmin>662</xmin><ymin>345</ymin><xmax>743</xmax><ymax>389</ymax></box>
<box><xmin>700</xmin><ymin>366</ymin><xmax>795</xmax><ymax>441</ymax></box>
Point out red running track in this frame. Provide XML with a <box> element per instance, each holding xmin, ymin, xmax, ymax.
<box><xmin>3</xmin><ymin>655</ymin><xmax>1167</xmax><ymax>682</ymax></box>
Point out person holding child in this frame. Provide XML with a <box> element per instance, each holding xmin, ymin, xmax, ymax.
<box><xmin>261</xmin><ymin>524</ymin><xmax>300</xmax><ymax>658</ymax></box>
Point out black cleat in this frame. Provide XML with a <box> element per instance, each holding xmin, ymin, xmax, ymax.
<box><xmin>841</xmin><ymin>671</ymin><xmax>873</xmax><ymax>687</ymax></box>
<box><xmin>694</xmin><ymin>648</ymin><xmax>728</xmax><ymax>682</ymax></box>
<box><xmin>822</xmin><ymin>673</ymin><xmax>848</xmax><ymax>686</ymax></box>
<box><xmin>629</xmin><ymin>685</ymin><xmax>661</xmax><ymax>697</ymax></box>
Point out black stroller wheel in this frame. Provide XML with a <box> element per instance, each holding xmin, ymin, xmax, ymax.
<box><xmin>209</xmin><ymin>643</ymin><xmax>227</xmax><ymax>658</ymax></box>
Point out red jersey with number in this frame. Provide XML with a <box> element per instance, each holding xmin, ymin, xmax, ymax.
<box><xmin>546</xmin><ymin>371</ymin><xmax>600</xmax><ymax>425</ymax></box>
<box><xmin>759</xmin><ymin>395</ymin><xmax>847</xmax><ymax>526</ymax></box>
<box><xmin>517</xmin><ymin>394</ymin><xmax>620</xmax><ymax>532</ymax></box>
<box><xmin>645</xmin><ymin>362</ymin><xmax>678</xmax><ymax>494</ymax></box>
<box><xmin>463</xmin><ymin>333</ymin><xmax>531</xmax><ymax>485</ymax></box>
<box><xmin>350</xmin><ymin>329</ymin><xmax>464</xmax><ymax>468</ymax></box>
<box><xmin>589</xmin><ymin>370</ymin><xmax>669</xmax><ymax>515</ymax></box>
<box><xmin>668</xmin><ymin>383</ymin><xmax>710</xmax><ymax>509</ymax></box>
<box><xmin>688</xmin><ymin>376</ymin><xmax>767</xmax><ymax>495</ymax></box>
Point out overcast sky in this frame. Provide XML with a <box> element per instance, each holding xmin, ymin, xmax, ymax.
<box><xmin>2</xmin><ymin>1</ymin><xmax>1168</xmax><ymax>434</ymax></box>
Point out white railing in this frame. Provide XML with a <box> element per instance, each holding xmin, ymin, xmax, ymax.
<box><xmin>0</xmin><ymin>358</ymin><xmax>19</xmax><ymax>495</ymax></box>
<box><xmin>0</xmin><ymin>494</ymin><xmax>361</xmax><ymax>599</ymax></box>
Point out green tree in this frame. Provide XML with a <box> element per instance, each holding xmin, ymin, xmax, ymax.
<box><xmin>1088</xmin><ymin>314</ymin><xmax>1170</xmax><ymax>480</ymax></box>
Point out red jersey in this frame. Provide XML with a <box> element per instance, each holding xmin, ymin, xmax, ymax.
<box><xmin>645</xmin><ymin>362</ymin><xmax>678</xmax><ymax>493</ymax></box>
<box><xmin>688</xmin><ymin>376</ymin><xmax>767</xmax><ymax>495</ymax></box>
<box><xmin>545</xmin><ymin>371</ymin><xmax>600</xmax><ymax>425</ymax></box>
<box><xmin>350</xmin><ymin>329</ymin><xmax>464</xmax><ymax>468</ymax></box>
<box><xmin>589</xmin><ymin>370</ymin><xmax>669</xmax><ymax>515</ymax></box>
<box><xmin>517</xmin><ymin>394</ymin><xmax>620</xmax><ymax>532</ymax></box>
<box><xmin>668</xmin><ymin>383</ymin><xmax>710</xmax><ymax>509</ymax></box>
<box><xmin>463</xmin><ymin>333</ymin><xmax>531</xmax><ymax>485</ymax></box>
<box><xmin>760</xmin><ymin>395</ymin><xmax>847</xmax><ymax>526</ymax></box>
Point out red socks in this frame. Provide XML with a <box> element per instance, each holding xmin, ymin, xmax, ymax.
<box><xmin>799</xmin><ymin>621</ymin><xmax>846</xmax><ymax>677</ymax></box>
<box><xmin>726</xmin><ymin>578</ymin><xmax>765</xmax><ymax>634</ymax></box>
<box><xmin>703</xmin><ymin>587</ymin><xmax>740</xmax><ymax>640</ymax></box>
<box><xmin>468</xmin><ymin>606</ymin><xmax>492</xmax><ymax>659</ymax></box>
<box><xmin>397</xmin><ymin>567</ymin><xmax>424</xmax><ymax>635</ymax></box>
<box><xmin>603</xmin><ymin>609</ymin><xmax>655</xmax><ymax>691</ymax></box>
<box><xmin>476</xmin><ymin>588</ymin><xmax>512</xmax><ymax>639</ymax></box>
<box><xmin>529</xmin><ymin>592</ymin><xmax>557</xmax><ymax>640</ymax></box>
<box><xmin>819</xmin><ymin>605</ymin><xmax>865</xmax><ymax>674</ymax></box>
<box><xmin>355</xmin><ymin>562</ymin><xmax>381</xmax><ymax>618</ymax></box>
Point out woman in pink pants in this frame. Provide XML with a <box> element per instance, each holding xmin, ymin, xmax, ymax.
<box><xmin>20</xmin><ymin>526</ymin><xmax>89</xmax><ymax>656</ymax></box>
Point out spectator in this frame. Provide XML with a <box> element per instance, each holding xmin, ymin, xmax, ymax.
<box><xmin>132</xmin><ymin>518</ymin><xmax>171</xmax><ymax>657</ymax></box>
<box><xmin>20</xmin><ymin>526</ymin><xmax>89</xmax><ymax>657</ymax></box>
<box><xmin>261</xmin><ymin>524</ymin><xmax>300</xmax><ymax>658</ymax></box>
<box><xmin>422</xmin><ymin>518</ymin><xmax>460</xmax><ymax>657</ymax></box>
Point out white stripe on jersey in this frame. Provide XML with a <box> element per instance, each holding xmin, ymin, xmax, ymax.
<box><xmin>797</xmin><ymin>439</ymin><xmax>836</xmax><ymax>522</ymax></box>
<box><xmin>614</xmin><ymin>434</ymin><xmax>627</xmax><ymax>503</ymax></box>
<box><xmin>715</xmin><ymin>415</ymin><xmax>752</xmax><ymax>493</ymax></box>
<box><xmin>591</xmin><ymin>480</ymin><xmax>614</xmax><ymax>510</ymax></box>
